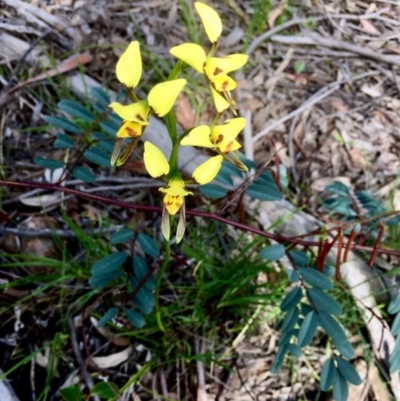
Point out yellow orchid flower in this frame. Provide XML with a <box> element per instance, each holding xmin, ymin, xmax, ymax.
<box><xmin>116</xmin><ymin>41</ymin><xmax>142</xmax><ymax>88</ymax></box>
<box><xmin>109</xmin><ymin>79</ymin><xmax>187</xmax><ymax>165</ymax></box>
<box><xmin>194</xmin><ymin>2</ymin><xmax>222</xmax><ymax>44</ymax></box>
<box><xmin>143</xmin><ymin>141</ymin><xmax>223</xmax><ymax>242</ymax></box>
<box><xmin>169</xmin><ymin>43</ymin><xmax>247</xmax><ymax>112</ymax></box>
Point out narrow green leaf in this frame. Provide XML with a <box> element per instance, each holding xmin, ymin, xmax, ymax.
<box><xmin>110</xmin><ymin>229</ymin><xmax>134</xmax><ymax>245</ymax></box>
<box><xmin>54</xmin><ymin>133</ymin><xmax>74</xmax><ymax>149</ymax></box>
<box><xmin>91</xmin><ymin>381</ymin><xmax>118</xmax><ymax>398</ymax></box>
<box><xmin>299</xmin><ymin>267</ymin><xmax>333</xmax><ymax>290</ymax></box>
<box><xmin>287</xmin><ymin>270</ymin><xmax>299</xmax><ymax>282</ymax></box>
<box><xmin>320</xmin><ymin>357</ymin><xmax>336</xmax><ymax>391</ymax></box>
<box><xmin>388</xmin><ymin>294</ymin><xmax>400</xmax><ymax>315</ymax></box>
<box><xmin>199</xmin><ymin>183</ymin><xmax>227</xmax><ymax>199</ymax></box>
<box><xmin>390</xmin><ymin>352</ymin><xmax>400</xmax><ymax>373</ymax></box>
<box><xmin>58</xmin><ymin>99</ymin><xmax>94</xmax><ymax>122</ymax></box>
<box><xmin>391</xmin><ymin>312</ymin><xmax>400</xmax><ymax>336</ymax></box>
<box><xmin>88</xmin><ymin>270</ymin><xmax>124</xmax><ymax>287</ymax></box>
<box><xmin>280</xmin><ymin>287</ymin><xmax>302</xmax><ymax>312</ymax></box>
<box><xmin>34</xmin><ymin>157</ymin><xmax>64</xmax><ymax>170</ymax></box>
<box><xmin>246</xmin><ymin>181</ymin><xmax>282</xmax><ymax>201</ymax></box>
<box><xmin>281</xmin><ymin>306</ymin><xmax>299</xmax><ymax>332</ymax></box>
<box><xmin>336</xmin><ymin>357</ymin><xmax>361</xmax><ymax>386</ymax></box>
<box><xmin>260</xmin><ymin>244</ymin><xmax>285</xmax><ymax>261</ymax></box>
<box><xmin>307</xmin><ymin>288</ymin><xmax>342</xmax><ymax>315</ymax></box>
<box><xmin>287</xmin><ymin>344</ymin><xmax>302</xmax><ymax>358</ymax></box>
<box><xmin>332</xmin><ymin>371</ymin><xmax>349</xmax><ymax>401</ymax></box>
<box><xmin>271</xmin><ymin>344</ymin><xmax>289</xmax><ymax>373</ymax></box>
<box><xmin>325</xmin><ymin>181</ymin><xmax>350</xmax><ymax>196</ymax></box>
<box><xmin>72</xmin><ymin>166</ymin><xmax>95</xmax><ymax>183</ymax></box>
<box><xmin>91</xmin><ymin>252</ymin><xmax>128</xmax><ymax>276</ymax></box>
<box><xmin>133</xmin><ymin>256</ymin><xmax>155</xmax><ymax>290</ymax></box>
<box><xmin>130</xmin><ymin>277</ymin><xmax>155</xmax><ymax>314</ymax></box>
<box><xmin>100</xmin><ymin>121</ymin><xmax>119</xmax><ymax>136</ymax></box>
<box><xmin>279</xmin><ymin>329</ymin><xmax>296</xmax><ymax>345</ymax></box>
<box><xmin>336</xmin><ymin>341</ymin><xmax>355</xmax><ymax>360</ymax></box>
<box><xmin>137</xmin><ymin>233</ymin><xmax>160</xmax><ymax>257</ymax></box>
<box><xmin>124</xmin><ymin>308</ymin><xmax>145</xmax><ymax>328</ymax></box>
<box><xmin>317</xmin><ymin>311</ymin><xmax>347</xmax><ymax>345</ymax></box>
<box><xmin>297</xmin><ymin>311</ymin><xmax>318</xmax><ymax>347</ymax></box>
<box><xmin>43</xmin><ymin>115</ymin><xmax>82</xmax><ymax>134</ymax></box>
<box><xmin>322</xmin><ymin>264</ymin><xmax>336</xmax><ymax>277</ymax></box>
<box><xmin>90</xmin><ymin>87</ymin><xmax>110</xmax><ymax>105</ymax></box>
<box><xmin>97</xmin><ymin>307</ymin><xmax>119</xmax><ymax>328</ymax></box>
<box><xmin>84</xmin><ymin>147</ymin><xmax>111</xmax><ymax>167</ymax></box>
<box><xmin>289</xmin><ymin>250</ymin><xmax>310</xmax><ymax>266</ymax></box>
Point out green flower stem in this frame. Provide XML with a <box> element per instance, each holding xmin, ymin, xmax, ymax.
<box><xmin>168</xmin><ymin>137</ymin><xmax>180</xmax><ymax>171</ymax></box>
<box><xmin>155</xmin><ymin>238</ymin><xmax>171</xmax><ymax>333</ymax></box>
<box><xmin>168</xmin><ymin>60</ymin><xmax>183</xmax><ymax>80</ymax></box>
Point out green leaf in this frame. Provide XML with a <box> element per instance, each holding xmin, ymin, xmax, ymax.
<box><xmin>279</xmin><ymin>329</ymin><xmax>296</xmax><ymax>345</ymax></box>
<box><xmin>260</xmin><ymin>244</ymin><xmax>285</xmax><ymax>261</ymax></box>
<box><xmin>289</xmin><ymin>250</ymin><xmax>310</xmax><ymax>266</ymax></box>
<box><xmin>294</xmin><ymin>60</ymin><xmax>306</xmax><ymax>74</ymax></box>
<box><xmin>320</xmin><ymin>357</ymin><xmax>336</xmax><ymax>391</ymax></box>
<box><xmin>322</xmin><ymin>264</ymin><xmax>336</xmax><ymax>277</ymax></box>
<box><xmin>97</xmin><ymin>307</ymin><xmax>119</xmax><ymax>328</ymax></box>
<box><xmin>88</xmin><ymin>270</ymin><xmax>124</xmax><ymax>287</ymax></box>
<box><xmin>325</xmin><ymin>181</ymin><xmax>350</xmax><ymax>196</ymax></box>
<box><xmin>133</xmin><ymin>256</ymin><xmax>155</xmax><ymax>290</ymax></box>
<box><xmin>391</xmin><ymin>312</ymin><xmax>400</xmax><ymax>336</ymax></box>
<box><xmin>336</xmin><ymin>340</ymin><xmax>355</xmax><ymax>360</ymax></box>
<box><xmin>91</xmin><ymin>87</ymin><xmax>110</xmax><ymax>105</ymax></box>
<box><xmin>287</xmin><ymin>270</ymin><xmax>299</xmax><ymax>282</ymax></box>
<box><xmin>43</xmin><ymin>115</ymin><xmax>82</xmax><ymax>134</ymax></box>
<box><xmin>317</xmin><ymin>311</ymin><xmax>347</xmax><ymax>345</ymax></box>
<box><xmin>34</xmin><ymin>156</ymin><xmax>64</xmax><ymax>170</ymax></box>
<box><xmin>271</xmin><ymin>344</ymin><xmax>289</xmax><ymax>373</ymax></box>
<box><xmin>54</xmin><ymin>133</ymin><xmax>75</xmax><ymax>149</ymax></box>
<box><xmin>60</xmin><ymin>385</ymin><xmax>84</xmax><ymax>401</ymax></box>
<box><xmin>72</xmin><ymin>166</ymin><xmax>95</xmax><ymax>183</ymax></box>
<box><xmin>199</xmin><ymin>184</ymin><xmax>227</xmax><ymax>199</ymax></box>
<box><xmin>124</xmin><ymin>308</ymin><xmax>145</xmax><ymax>328</ymax></box>
<box><xmin>389</xmin><ymin>293</ymin><xmax>400</xmax><ymax>315</ymax></box>
<box><xmin>281</xmin><ymin>306</ymin><xmax>299</xmax><ymax>332</ymax></box>
<box><xmin>91</xmin><ymin>381</ymin><xmax>119</xmax><ymax>398</ymax></box>
<box><xmin>133</xmin><ymin>294</ymin><xmax>154</xmax><ymax>315</ymax></box>
<box><xmin>298</xmin><ymin>267</ymin><xmax>333</xmax><ymax>290</ymax></box>
<box><xmin>280</xmin><ymin>287</ymin><xmax>302</xmax><ymax>312</ymax></box>
<box><xmin>130</xmin><ymin>277</ymin><xmax>155</xmax><ymax>314</ymax></box>
<box><xmin>110</xmin><ymin>229</ymin><xmax>134</xmax><ymax>245</ymax></box>
<box><xmin>100</xmin><ymin>121</ymin><xmax>119</xmax><ymax>136</ymax></box>
<box><xmin>246</xmin><ymin>182</ymin><xmax>282</xmax><ymax>201</ymax></box>
<box><xmin>336</xmin><ymin>357</ymin><xmax>361</xmax><ymax>386</ymax></box>
<box><xmin>307</xmin><ymin>288</ymin><xmax>342</xmax><ymax>315</ymax></box>
<box><xmin>332</xmin><ymin>371</ymin><xmax>349</xmax><ymax>401</ymax></box>
<box><xmin>58</xmin><ymin>99</ymin><xmax>94</xmax><ymax>122</ymax></box>
<box><xmin>91</xmin><ymin>252</ymin><xmax>128</xmax><ymax>276</ymax></box>
<box><xmin>287</xmin><ymin>343</ymin><xmax>302</xmax><ymax>358</ymax></box>
<box><xmin>390</xmin><ymin>352</ymin><xmax>400</xmax><ymax>373</ymax></box>
<box><xmin>84</xmin><ymin>147</ymin><xmax>111</xmax><ymax>167</ymax></box>
<box><xmin>137</xmin><ymin>233</ymin><xmax>160</xmax><ymax>257</ymax></box>
<box><xmin>297</xmin><ymin>311</ymin><xmax>318</xmax><ymax>347</ymax></box>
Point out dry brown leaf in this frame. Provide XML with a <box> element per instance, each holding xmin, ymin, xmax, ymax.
<box><xmin>91</xmin><ymin>346</ymin><xmax>133</xmax><ymax>369</ymax></box>
<box><xmin>268</xmin><ymin>5</ymin><xmax>283</xmax><ymax>28</ymax></box>
<box><xmin>174</xmin><ymin>93</ymin><xmax>196</xmax><ymax>130</ymax></box>
<box><xmin>330</xmin><ymin>99</ymin><xmax>348</xmax><ymax>113</ymax></box>
<box><xmin>360</xmin><ymin>19</ymin><xmax>379</xmax><ymax>35</ymax></box>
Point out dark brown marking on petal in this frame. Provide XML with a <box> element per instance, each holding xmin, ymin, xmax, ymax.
<box><xmin>213</xmin><ymin>67</ymin><xmax>223</xmax><ymax>76</ymax></box>
<box><xmin>225</xmin><ymin>141</ymin><xmax>234</xmax><ymax>152</ymax></box>
<box><xmin>165</xmin><ymin>200</ymin><xmax>173</xmax><ymax>207</ymax></box>
<box><xmin>221</xmin><ymin>80</ymin><xmax>229</xmax><ymax>91</ymax></box>
<box><xmin>136</xmin><ymin>114</ymin><xmax>145</xmax><ymax>122</ymax></box>
<box><xmin>125</xmin><ymin>126</ymin><xmax>138</xmax><ymax>137</ymax></box>
<box><xmin>215</xmin><ymin>134</ymin><xmax>224</xmax><ymax>144</ymax></box>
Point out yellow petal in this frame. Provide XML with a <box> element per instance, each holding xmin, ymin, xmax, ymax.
<box><xmin>116</xmin><ymin>41</ymin><xmax>142</xmax><ymax>88</ymax></box>
<box><xmin>115</xmin><ymin>121</ymin><xmax>144</xmax><ymax>138</ymax></box>
<box><xmin>148</xmin><ymin>79</ymin><xmax>187</xmax><ymax>117</ymax></box>
<box><xmin>204</xmin><ymin>54</ymin><xmax>248</xmax><ymax>79</ymax></box>
<box><xmin>159</xmin><ymin>178</ymin><xmax>193</xmax><ymax>196</ymax></box>
<box><xmin>210</xmin><ymin>117</ymin><xmax>246</xmax><ymax>152</ymax></box>
<box><xmin>169</xmin><ymin>44</ymin><xmax>206</xmax><ymax>73</ymax></box>
<box><xmin>180</xmin><ymin>125</ymin><xmax>213</xmax><ymax>147</ymax></box>
<box><xmin>143</xmin><ymin>141</ymin><xmax>170</xmax><ymax>178</ymax></box>
<box><xmin>195</xmin><ymin>2</ymin><xmax>222</xmax><ymax>43</ymax></box>
<box><xmin>162</xmin><ymin>194</ymin><xmax>183</xmax><ymax>215</ymax></box>
<box><xmin>192</xmin><ymin>155</ymin><xmax>223</xmax><ymax>184</ymax></box>
<box><xmin>211</xmin><ymin>74</ymin><xmax>237</xmax><ymax>92</ymax></box>
<box><xmin>109</xmin><ymin>101</ymin><xmax>149</xmax><ymax>125</ymax></box>
<box><xmin>210</xmin><ymin>86</ymin><xmax>229</xmax><ymax>112</ymax></box>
